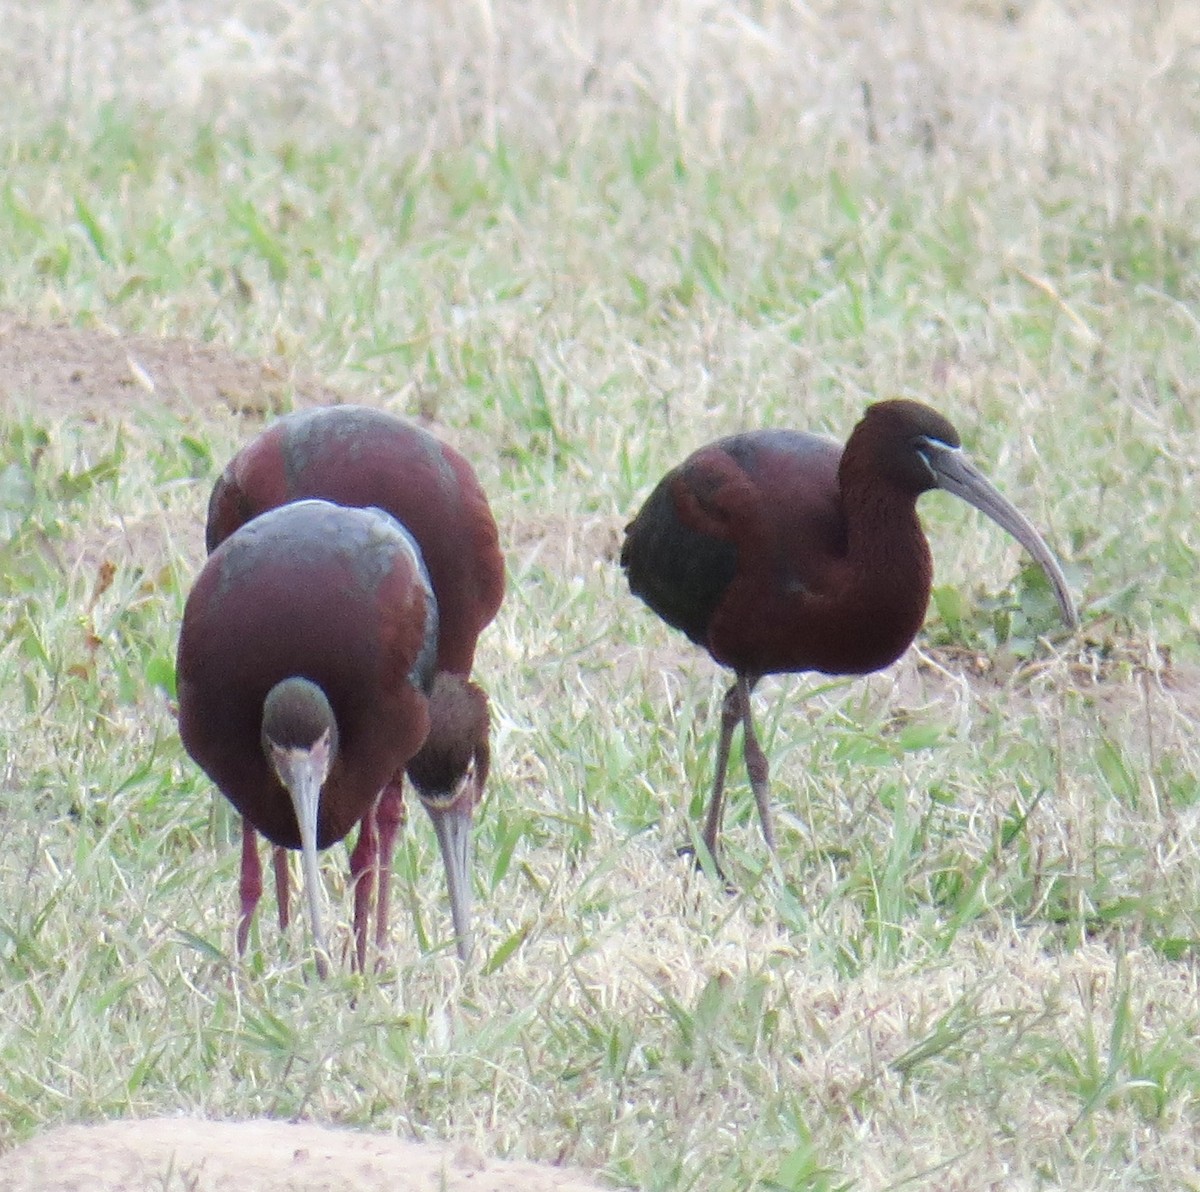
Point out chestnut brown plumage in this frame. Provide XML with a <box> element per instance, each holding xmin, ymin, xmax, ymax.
<box><xmin>621</xmin><ymin>399</ymin><xmax>1077</xmax><ymax>867</ymax></box>
<box><xmin>177</xmin><ymin>499</ymin><xmax>437</xmax><ymax>977</ymax></box>
<box><xmin>206</xmin><ymin>405</ymin><xmax>504</xmax><ymax>963</ymax></box>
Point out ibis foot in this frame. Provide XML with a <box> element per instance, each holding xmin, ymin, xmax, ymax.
<box><xmin>676</xmin><ymin>841</ymin><xmax>737</xmax><ymax>894</ymax></box>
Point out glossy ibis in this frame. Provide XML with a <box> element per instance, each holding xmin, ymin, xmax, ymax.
<box><xmin>177</xmin><ymin>499</ymin><xmax>437</xmax><ymax>977</ymax></box>
<box><xmin>206</xmin><ymin>405</ymin><xmax>504</xmax><ymax>964</ymax></box>
<box><xmin>621</xmin><ymin>399</ymin><xmax>1077</xmax><ymax>865</ymax></box>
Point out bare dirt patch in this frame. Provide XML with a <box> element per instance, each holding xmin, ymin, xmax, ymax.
<box><xmin>0</xmin><ymin>1118</ymin><xmax>610</xmax><ymax>1192</ymax></box>
<box><xmin>0</xmin><ymin>318</ymin><xmax>343</xmax><ymax>419</ymax></box>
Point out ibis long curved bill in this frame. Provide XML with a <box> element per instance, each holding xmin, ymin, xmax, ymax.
<box><xmin>422</xmin><ymin>796</ymin><xmax>474</xmax><ymax>963</ymax></box>
<box><xmin>269</xmin><ymin>726</ymin><xmax>334</xmax><ymax>979</ymax></box>
<box><xmin>920</xmin><ymin>439</ymin><xmax>1078</xmax><ymax>629</ymax></box>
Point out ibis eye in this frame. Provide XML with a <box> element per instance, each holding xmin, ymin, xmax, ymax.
<box><xmin>912</xmin><ymin>437</ymin><xmax>940</xmax><ymax>484</ymax></box>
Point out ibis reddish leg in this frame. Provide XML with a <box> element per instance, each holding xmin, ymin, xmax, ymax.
<box><xmin>273</xmin><ymin>846</ymin><xmax>290</xmax><ymax>932</ymax></box>
<box><xmin>348</xmin><ymin>805</ymin><xmax>379</xmax><ymax>973</ymax></box>
<box><xmin>237</xmin><ymin>820</ymin><xmax>263</xmax><ymax>956</ymax></box>
<box><xmin>373</xmin><ymin>780</ymin><xmax>406</xmax><ymax>961</ymax></box>
<box><xmin>701</xmin><ymin>682</ymin><xmax>742</xmax><ymax>861</ymax></box>
<box><xmin>736</xmin><ymin>674</ymin><xmax>775</xmax><ymax>853</ymax></box>
<box><xmin>700</xmin><ymin>673</ymin><xmax>773</xmax><ymax>860</ymax></box>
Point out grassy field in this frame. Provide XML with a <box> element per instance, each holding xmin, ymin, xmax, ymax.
<box><xmin>2</xmin><ymin>1</ymin><xmax>1200</xmax><ymax>1187</ymax></box>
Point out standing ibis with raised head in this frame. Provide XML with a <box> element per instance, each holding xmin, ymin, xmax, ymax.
<box><xmin>177</xmin><ymin>499</ymin><xmax>437</xmax><ymax>977</ymax></box>
<box><xmin>621</xmin><ymin>399</ymin><xmax>1077</xmax><ymax>868</ymax></box>
<box><xmin>205</xmin><ymin>405</ymin><xmax>504</xmax><ymax>965</ymax></box>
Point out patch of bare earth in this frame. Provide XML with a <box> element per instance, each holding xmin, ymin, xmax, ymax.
<box><xmin>0</xmin><ymin>1118</ymin><xmax>609</xmax><ymax>1192</ymax></box>
<box><xmin>0</xmin><ymin>318</ymin><xmax>343</xmax><ymax>419</ymax></box>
